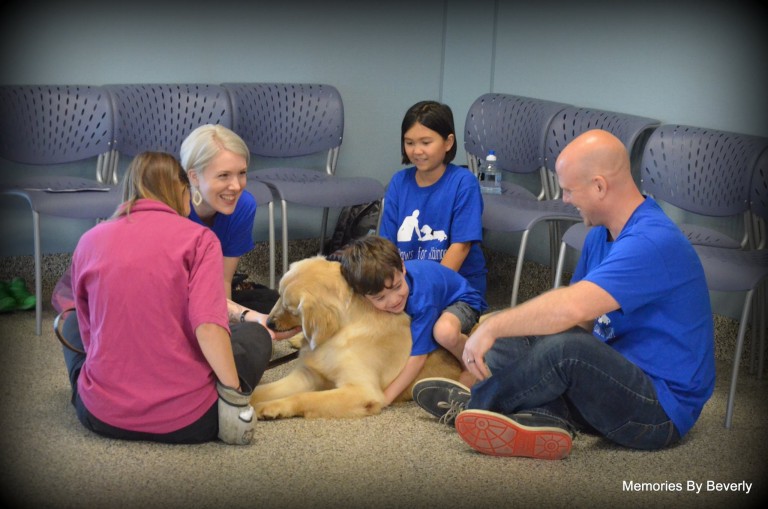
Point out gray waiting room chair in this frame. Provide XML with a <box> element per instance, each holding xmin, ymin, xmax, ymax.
<box><xmin>0</xmin><ymin>85</ymin><xmax>121</xmax><ymax>335</ymax></box>
<box><xmin>641</xmin><ymin>125</ymin><xmax>768</xmax><ymax>249</ymax></box>
<box><xmin>103</xmin><ymin>83</ymin><xmax>234</xmax><ymax>180</ymax></box>
<box><xmin>464</xmin><ymin>93</ymin><xmax>570</xmax><ymax>201</ymax></box>
<box><xmin>464</xmin><ymin>93</ymin><xmax>569</xmax><ymax>306</ymax></box>
<box><xmin>223</xmin><ymin>83</ymin><xmax>385</xmax><ymax>276</ymax></box>
<box><xmin>695</xmin><ymin>148</ymin><xmax>768</xmax><ymax>428</ymax></box>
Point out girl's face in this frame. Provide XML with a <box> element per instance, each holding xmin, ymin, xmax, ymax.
<box><xmin>403</xmin><ymin>122</ymin><xmax>454</xmax><ymax>176</ymax></box>
<box><xmin>190</xmin><ymin>149</ymin><xmax>247</xmax><ymax>217</ymax></box>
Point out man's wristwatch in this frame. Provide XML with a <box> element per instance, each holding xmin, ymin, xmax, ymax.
<box><xmin>239</xmin><ymin>309</ymin><xmax>250</xmax><ymax>323</ymax></box>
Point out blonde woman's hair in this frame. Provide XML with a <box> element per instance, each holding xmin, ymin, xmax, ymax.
<box><xmin>114</xmin><ymin>152</ymin><xmax>190</xmax><ymax>218</ymax></box>
<box><xmin>179</xmin><ymin>124</ymin><xmax>250</xmax><ymax>174</ymax></box>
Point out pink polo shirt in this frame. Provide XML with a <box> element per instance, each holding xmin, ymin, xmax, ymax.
<box><xmin>72</xmin><ymin>199</ymin><xmax>230</xmax><ymax>434</ymax></box>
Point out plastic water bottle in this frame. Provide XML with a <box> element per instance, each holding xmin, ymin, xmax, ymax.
<box><xmin>479</xmin><ymin>150</ymin><xmax>501</xmax><ymax>195</ymax></box>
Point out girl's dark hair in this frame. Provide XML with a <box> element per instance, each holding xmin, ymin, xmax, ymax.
<box><xmin>400</xmin><ymin>100</ymin><xmax>457</xmax><ymax>165</ymax></box>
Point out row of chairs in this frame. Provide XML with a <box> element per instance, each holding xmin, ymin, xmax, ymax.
<box><xmin>0</xmin><ymin>83</ymin><xmax>384</xmax><ymax>335</ymax></box>
<box><xmin>463</xmin><ymin>93</ymin><xmax>661</xmax><ymax>306</ymax></box>
<box><xmin>465</xmin><ymin>93</ymin><xmax>767</xmax><ymax>428</ymax></box>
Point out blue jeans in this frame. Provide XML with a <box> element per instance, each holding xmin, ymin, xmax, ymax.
<box><xmin>469</xmin><ymin>328</ymin><xmax>680</xmax><ymax>450</ymax></box>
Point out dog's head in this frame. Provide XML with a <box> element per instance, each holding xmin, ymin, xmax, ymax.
<box><xmin>266</xmin><ymin>256</ymin><xmax>353</xmax><ymax>348</ymax></box>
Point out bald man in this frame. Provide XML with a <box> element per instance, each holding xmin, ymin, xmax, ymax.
<box><xmin>413</xmin><ymin>130</ymin><xmax>714</xmax><ymax>460</ymax></box>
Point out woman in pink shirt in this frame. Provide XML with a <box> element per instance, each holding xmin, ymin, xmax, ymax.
<box><xmin>60</xmin><ymin>152</ymin><xmax>276</xmax><ymax>443</ymax></box>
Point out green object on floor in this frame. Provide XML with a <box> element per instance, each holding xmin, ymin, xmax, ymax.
<box><xmin>4</xmin><ymin>278</ymin><xmax>36</xmax><ymax>311</ymax></box>
<box><xmin>0</xmin><ymin>281</ymin><xmax>16</xmax><ymax>312</ymax></box>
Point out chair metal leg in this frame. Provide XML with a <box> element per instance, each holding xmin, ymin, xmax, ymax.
<box><xmin>33</xmin><ymin>211</ymin><xmax>42</xmax><ymax>336</ymax></box>
<box><xmin>375</xmin><ymin>198</ymin><xmax>385</xmax><ymax>235</ymax></box>
<box><xmin>281</xmin><ymin>200</ymin><xmax>289</xmax><ymax>277</ymax></box>
<box><xmin>749</xmin><ymin>287</ymin><xmax>760</xmax><ymax>375</ymax></box>
<box><xmin>757</xmin><ymin>285</ymin><xmax>765</xmax><ymax>379</ymax></box>
<box><xmin>511</xmin><ymin>229</ymin><xmax>531</xmax><ymax>307</ymax></box>
<box><xmin>554</xmin><ymin>240</ymin><xmax>567</xmax><ymax>289</ymax></box>
<box><xmin>96</xmin><ymin>153</ymin><xmax>106</xmax><ymax>183</ymax></box>
<box><xmin>268</xmin><ymin>202</ymin><xmax>276</xmax><ymax>289</ymax></box>
<box><xmin>724</xmin><ymin>289</ymin><xmax>754</xmax><ymax>428</ymax></box>
<box><xmin>548</xmin><ymin>222</ymin><xmax>559</xmax><ymax>285</ymax></box>
<box><xmin>318</xmin><ymin>207</ymin><xmax>330</xmax><ymax>254</ymax></box>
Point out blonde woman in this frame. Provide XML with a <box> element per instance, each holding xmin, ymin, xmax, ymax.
<box><xmin>180</xmin><ymin>124</ymin><xmax>281</xmax><ymax>332</ymax></box>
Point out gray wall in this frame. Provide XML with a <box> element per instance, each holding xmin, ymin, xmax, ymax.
<box><xmin>2</xmin><ymin>0</ymin><xmax>765</xmax><ymax>316</ymax></box>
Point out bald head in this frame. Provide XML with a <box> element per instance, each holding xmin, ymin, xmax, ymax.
<box><xmin>556</xmin><ymin>129</ymin><xmax>643</xmax><ymax>236</ymax></box>
<box><xmin>556</xmin><ymin>129</ymin><xmax>631</xmax><ymax>184</ymax></box>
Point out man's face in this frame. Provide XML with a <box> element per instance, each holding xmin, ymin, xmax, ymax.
<box><xmin>558</xmin><ymin>164</ymin><xmax>598</xmax><ymax>227</ymax></box>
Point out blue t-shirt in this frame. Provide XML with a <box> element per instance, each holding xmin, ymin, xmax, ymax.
<box><xmin>188</xmin><ymin>189</ymin><xmax>256</xmax><ymax>258</ymax></box>
<box><xmin>571</xmin><ymin>197</ymin><xmax>715</xmax><ymax>437</ymax></box>
<box><xmin>404</xmin><ymin>260</ymin><xmax>488</xmax><ymax>356</ymax></box>
<box><xmin>380</xmin><ymin>163</ymin><xmax>487</xmax><ymax>298</ymax></box>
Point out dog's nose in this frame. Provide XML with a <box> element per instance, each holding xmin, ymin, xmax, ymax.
<box><xmin>265</xmin><ymin>317</ymin><xmax>276</xmax><ymax>330</ymax></box>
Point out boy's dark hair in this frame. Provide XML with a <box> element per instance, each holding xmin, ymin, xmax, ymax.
<box><xmin>400</xmin><ymin>100</ymin><xmax>457</xmax><ymax>165</ymax></box>
<box><xmin>337</xmin><ymin>236</ymin><xmax>403</xmax><ymax>296</ymax></box>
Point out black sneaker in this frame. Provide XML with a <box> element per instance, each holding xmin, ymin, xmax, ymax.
<box><xmin>455</xmin><ymin>410</ymin><xmax>572</xmax><ymax>460</ymax></box>
<box><xmin>412</xmin><ymin>377</ymin><xmax>471</xmax><ymax>425</ymax></box>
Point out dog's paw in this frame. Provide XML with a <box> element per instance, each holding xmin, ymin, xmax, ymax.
<box><xmin>254</xmin><ymin>400</ymin><xmax>296</xmax><ymax>420</ymax></box>
<box><xmin>287</xmin><ymin>332</ymin><xmax>305</xmax><ymax>350</ymax></box>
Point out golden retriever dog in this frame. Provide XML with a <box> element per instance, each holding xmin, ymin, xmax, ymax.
<box><xmin>250</xmin><ymin>256</ymin><xmax>461</xmax><ymax>419</ymax></box>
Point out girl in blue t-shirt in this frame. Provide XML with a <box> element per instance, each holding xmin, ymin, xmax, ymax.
<box><xmin>380</xmin><ymin>101</ymin><xmax>487</xmax><ymax>298</ymax></box>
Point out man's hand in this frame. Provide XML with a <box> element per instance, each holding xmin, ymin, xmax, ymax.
<box><xmin>463</xmin><ymin>319</ymin><xmax>498</xmax><ymax>381</ymax></box>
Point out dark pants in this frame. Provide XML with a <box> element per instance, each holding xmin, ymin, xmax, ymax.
<box><xmin>62</xmin><ymin>313</ymin><xmax>272</xmax><ymax>444</ymax></box>
<box><xmin>470</xmin><ymin>328</ymin><xmax>680</xmax><ymax>450</ymax></box>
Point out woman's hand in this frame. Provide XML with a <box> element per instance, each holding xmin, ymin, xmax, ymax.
<box><xmin>229</xmin><ymin>300</ymin><xmax>301</xmax><ymax>340</ymax></box>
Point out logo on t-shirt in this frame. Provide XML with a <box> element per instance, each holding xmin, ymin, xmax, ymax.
<box><xmin>397</xmin><ymin>209</ymin><xmax>447</xmax><ymax>243</ymax></box>
<box><xmin>594</xmin><ymin>314</ymin><xmax>615</xmax><ymax>341</ymax></box>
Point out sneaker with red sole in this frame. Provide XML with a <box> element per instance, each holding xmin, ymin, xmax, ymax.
<box><xmin>455</xmin><ymin>410</ymin><xmax>572</xmax><ymax>460</ymax></box>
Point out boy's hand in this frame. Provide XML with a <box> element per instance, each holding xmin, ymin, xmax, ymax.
<box><xmin>384</xmin><ymin>354</ymin><xmax>428</xmax><ymax>405</ymax></box>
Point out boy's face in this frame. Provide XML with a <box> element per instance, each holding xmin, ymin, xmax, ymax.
<box><xmin>365</xmin><ymin>265</ymin><xmax>409</xmax><ymax>314</ymax></box>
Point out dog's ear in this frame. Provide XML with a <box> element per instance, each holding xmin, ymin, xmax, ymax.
<box><xmin>298</xmin><ymin>292</ymin><xmax>342</xmax><ymax>347</ymax></box>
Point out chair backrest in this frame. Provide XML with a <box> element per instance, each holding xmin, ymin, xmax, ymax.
<box><xmin>106</xmin><ymin>84</ymin><xmax>232</xmax><ymax>157</ymax></box>
<box><xmin>543</xmin><ymin>107</ymin><xmax>659</xmax><ymax>172</ymax></box>
<box><xmin>464</xmin><ymin>93</ymin><xmax>569</xmax><ymax>175</ymax></box>
<box><xmin>223</xmin><ymin>83</ymin><xmax>344</xmax><ymax>159</ymax></box>
<box><xmin>640</xmin><ymin>125</ymin><xmax>768</xmax><ymax>217</ymax></box>
<box><xmin>0</xmin><ymin>85</ymin><xmax>113</xmax><ymax>165</ymax></box>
